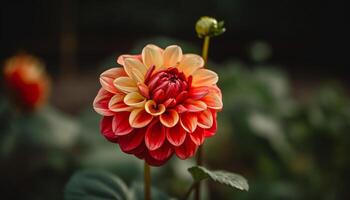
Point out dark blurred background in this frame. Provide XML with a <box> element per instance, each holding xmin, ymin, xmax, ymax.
<box><xmin>1</xmin><ymin>0</ymin><xmax>348</xmax><ymax>113</ymax></box>
<box><xmin>1</xmin><ymin>0</ymin><xmax>349</xmax><ymax>200</ymax></box>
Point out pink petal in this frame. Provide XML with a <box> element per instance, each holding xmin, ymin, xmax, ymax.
<box><xmin>99</xmin><ymin>68</ymin><xmax>127</xmax><ymax>93</ymax></box>
<box><xmin>118</xmin><ymin>128</ymin><xmax>146</xmax><ymax>153</ymax></box>
<box><xmin>180</xmin><ymin>112</ymin><xmax>198</xmax><ymax>133</ymax></box>
<box><xmin>166</xmin><ymin>123</ymin><xmax>186</xmax><ymax>146</ymax></box>
<box><xmin>175</xmin><ymin>136</ymin><xmax>198</xmax><ymax>160</ymax></box>
<box><xmin>189</xmin><ymin>127</ymin><xmax>205</xmax><ymax>145</ymax></box>
<box><xmin>100</xmin><ymin>116</ymin><xmax>118</xmax><ymax>143</ymax></box>
<box><xmin>112</xmin><ymin>112</ymin><xmax>133</xmax><ymax>136</ymax></box>
<box><xmin>145</xmin><ymin>121</ymin><xmax>166</xmax><ymax>151</ymax></box>
<box><xmin>93</xmin><ymin>88</ymin><xmax>114</xmax><ymax>116</ymax></box>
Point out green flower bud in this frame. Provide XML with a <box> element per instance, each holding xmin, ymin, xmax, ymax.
<box><xmin>195</xmin><ymin>16</ymin><xmax>226</xmax><ymax>38</ymax></box>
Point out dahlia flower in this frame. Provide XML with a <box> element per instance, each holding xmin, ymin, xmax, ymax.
<box><xmin>93</xmin><ymin>44</ymin><xmax>222</xmax><ymax>166</ymax></box>
<box><xmin>3</xmin><ymin>54</ymin><xmax>50</xmax><ymax>110</ymax></box>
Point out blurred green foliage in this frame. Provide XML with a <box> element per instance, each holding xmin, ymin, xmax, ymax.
<box><xmin>1</xmin><ymin>38</ymin><xmax>349</xmax><ymax>199</ymax></box>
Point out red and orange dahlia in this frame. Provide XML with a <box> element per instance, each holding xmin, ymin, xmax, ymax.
<box><xmin>93</xmin><ymin>44</ymin><xmax>222</xmax><ymax>166</ymax></box>
<box><xmin>3</xmin><ymin>54</ymin><xmax>50</xmax><ymax>111</ymax></box>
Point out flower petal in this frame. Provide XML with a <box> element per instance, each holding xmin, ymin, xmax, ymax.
<box><xmin>145</xmin><ymin>100</ymin><xmax>166</xmax><ymax>116</ymax></box>
<box><xmin>180</xmin><ymin>112</ymin><xmax>198</xmax><ymax>133</ymax></box>
<box><xmin>201</xmin><ymin>91</ymin><xmax>223</xmax><ymax>110</ymax></box>
<box><xmin>117</xmin><ymin>54</ymin><xmax>142</xmax><ymax>66</ymax></box>
<box><xmin>118</xmin><ymin>128</ymin><xmax>146</xmax><ymax>153</ymax></box>
<box><xmin>100</xmin><ymin>68</ymin><xmax>127</xmax><ymax>93</ymax></box>
<box><xmin>166</xmin><ymin>123</ymin><xmax>186</xmax><ymax>146</ymax></box>
<box><xmin>109</xmin><ymin>93</ymin><xmax>133</xmax><ymax>112</ymax></box>
<box><xmin>191</xmin><ymin>69</ymin><xmax>218</xmax><ymax>87</ymax></box>
<box><xmin>93</xmin><ymin>88</ymin><xmax>114</xmax><ymax>116</ymax></box>
<box><xmin>183</xmin><ymin>99</ymin><xmax>207</xmax><ymax>112</ymax></box>
<box><xmin>124</xmin><ymin>92</ymin><xmax>146</xmax><ymax>108</ymax></box>
<box><xmin>113</xmin><ymin>77</ymin><xmax>138</xmax><ymax>93</ymax></box>
<box><xmin>163</xmin><ymin>45</ymin><xmax>183</xmax><ymax>67</ymax></box>
<box><xmin>129</xmin><ymin>108</ymin><xmax>153</xmax><ymax>128</ymax></box>
<box><xmin>160</xmin><ymin>109</ymin><xmax>179</xmax><ymax>127</ymax></box>
<box><xmin>100</xmin><ymin>116</ymin><xmax>118</xmax><ymax>142</ymax></box>
<box><xmin>175</xmin><ymin>136</ymin><xmax>198</xmax><ymax>159</ymax></box>
<box><xmin>149</xmin><ymin>141</ymin><xmax>173</xmax><ymax>161</ymax></box>
<box><xmin>142</xmin><ymin>44</ymin><xmax>164</xmax><ymax>70</ymax></box>
<box><xmin>189</xmin><ymin>86</ymin><xmax>210</xmax><ymax>100</ymax></box>
<box><xmin>145</xmin><ymin>121</ymin><xmax>166</xmax><ymax>151</ymax></box>
<box><xmin>178</xmin><ymin>54</ymin><xmax>204</xmax><ymax>76</ymax></box>
<box><xmin>197</xmin><ymin>109</ymin><xmax>213</xmax><ymax>128</ymax></box>
<box><xmin>112</xmin><ymin>112</ymin><xmax>133</xmax><ymax>136</ymax></box>
<box><xmin>189</xmin><ymin>127</ymin><xmax>204</xmax><ymax>145</ymax></box>
<box><xmin>204</xmin><ymin>111</ymin><xmax>217</xmax><ymax>137</ymax></box>
<box><xmin>124</xmin><ymin>58</ymin><xmax>147</xmax><ymax>83</ymax></box>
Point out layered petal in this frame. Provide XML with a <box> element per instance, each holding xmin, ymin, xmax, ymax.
<box><xmin>175</xmin><ymin>136</ymin><xmax>198</xmax><ymax>160</ymax></box>
<box><xmin>93</xmin><ymin>89</ymin><xmax>114</xmax><ymax>116</ymax></box>
<box><xmin>123</xmin><ymin>92</ymin><xmax>146</xmax><ymax>108</ymax></box>
<box><xmin>108</xmin><ymin>93</ymin><xmax>133</xmax><ymax>112</ymax></box>
<box><xmin>178</xmin><ymin>54</ymin><xmax>204</xmax><ymax>76</ymax></box>
<box><xmin>163</xmin><ymin>45</ymin><xmax>182</xmax><ymax>67</ymax></box>
<box><xmin>129</xmin><ymin>108</ymin><xmax>153</xmax><ymax>128</ymax></box>
<box><xmin>114</xmin><ymin>77</ymin><xmax>138</xmax><ymax>93</ymax></box>
<box><xmin>142</xmin><ymin>44</ymin><xmax>163</xmax><ymax>70</ymax></box>
<box><xmin>191</xmin><ymin>69</ymin><xmax>218</xmax><ymax>87</ymax></box>
<box><xmin>145</xmin><ymin>121</ymin><xmax>166</xmax><ymax>151</ymax></box>
<box><xmin>197</xmin><ymin>109</ymin><xmax>213</xmax><ymax>128</ymax></box>
<box><xmin>112</xmin><ymin>112</ymin><xmax>133</xmax><ymax>136</ymax></box>
<box><xmin>124</xmin><ymin>58</ymin><xmax>147</xmax><ymax>83</ymax></box>
<box><xmin>204</xmin><ymin>111</ymin><xmax>217</xmax><ymax>137</ymax></box>
<box><xmin>100</xmin><ymin>116</ymin><xmax>118</xmax><ymax>143</ymax></box>
<box><xmin>118</xmin><ymin>128</ymin><xmax>146</xmax><ymax>153</ymax></box>
<box><xmin>149</xmin><ymin>141</ymin><xmax>173</xmax><ymax>161</ymax></box>
<box><xmin>201</xmin><ymin>91</ymin><xmax>223</xmax><ymax>110</ymax></box>
<box><xmin>145</xmin><ymin>100</ymin><xmax>166</xmax><ymax>116</ymax></box>
<box><xmin>160</xmin><ymin>109</ymin><xmax>179</xmax><ymax>127</ymax></box>
<box><xmin>99</xmin><ymin>68</ymin><xmax>127</xmax><ymax>94</ymax></box>
<box><xmin>183</xmin><ymin>99</ymin><xmax>207</xmax><ymax>112</ymax></box>
<box><xmin>180</xmin><ymin>112</ymin><xmax>198</xmax><ymax>133</ymax></box>
<box><xmin>166</xmin><ymin>123</ymin><xmax>186</xmax><ymax>146</ymax></box>
<box><xmin>117</xmin><ymin>54</ymin><xmax>142</xmax><ymax>66</ymax></box>
<box><xmin>189</xmin><ymin>127</ymin><xmax>205</xmax><ymax>145</ymax></box>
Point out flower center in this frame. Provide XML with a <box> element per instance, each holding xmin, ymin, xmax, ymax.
<box><xmin>146</xmin><ymin>67</ymin><xmax>189</xmax><ymax>104</ymax></box>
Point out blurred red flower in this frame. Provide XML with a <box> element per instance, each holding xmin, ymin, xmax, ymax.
<box><xmin>93</xmin><ymin>44</ymin><xmax>222</xmax><ymax>166</ymax></box>
<box><xmin>3</xmin><ymin>54</ymin><xmax>50</xmax><ymax>111</ymax></box>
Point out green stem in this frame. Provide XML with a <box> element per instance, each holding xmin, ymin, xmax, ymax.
<box><xmin>202</xmin><ymin>36</ymin><xmax>211</xmax><ymax>62</ymax></box>
<box><xmin>144</xmin><ymin>162</ymin><xmax>151</xmax><ymax>200</ymax></box>
<box><xmin>182</xmin><ymin>182</ymin><xmax>197</xmax><ymax>200</ymax></box>
<box><xmin>194</xmin><ymin>35</ymin><xmax>211</xmax><ymax>200</ymax></box>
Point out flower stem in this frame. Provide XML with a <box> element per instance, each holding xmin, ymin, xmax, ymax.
<box><xmin>144</xmin><ymin>162</ymin><xmax>151</xmax><ymax>200</ymax></box>
<box><xmin>201</xmin><ymin>36</ymin><xmax>211</xmax><ymax>62</ymax></box>
<box><xmin>194</xmin><ymin>35</ymin><xmax>211</xmax><ymax>200</ymax></box>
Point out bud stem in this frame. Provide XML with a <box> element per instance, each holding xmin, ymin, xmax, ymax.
<box><xmin>201</xmin><ymin>36</ymin><xmax>211</xmax><ymax>63</ymax></box>
<box><xmin>144</xmin><ymin>162</ymin><xmax>151</xmax><ymax>200</ymax></box>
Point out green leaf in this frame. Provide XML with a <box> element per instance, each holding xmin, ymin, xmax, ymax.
<box><xmin>64</xmin><ymin>170</ymin><xmax>131</xmax><ymax>200</ymax></box>
<box><xmin>188</xmin><ymin>166</ymin><xmax>249</xmax><ymax>191</ymax></box>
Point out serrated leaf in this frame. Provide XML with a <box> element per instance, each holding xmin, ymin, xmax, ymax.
<box><xmin>188</xmin><ymin>166</ymin><xmax>249</xmax><ymax>191</ymax></box>
<box><xmin>64</xmin><ymin>170</ymin><xmax>131</xmax><ymax>200</ymax></box>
